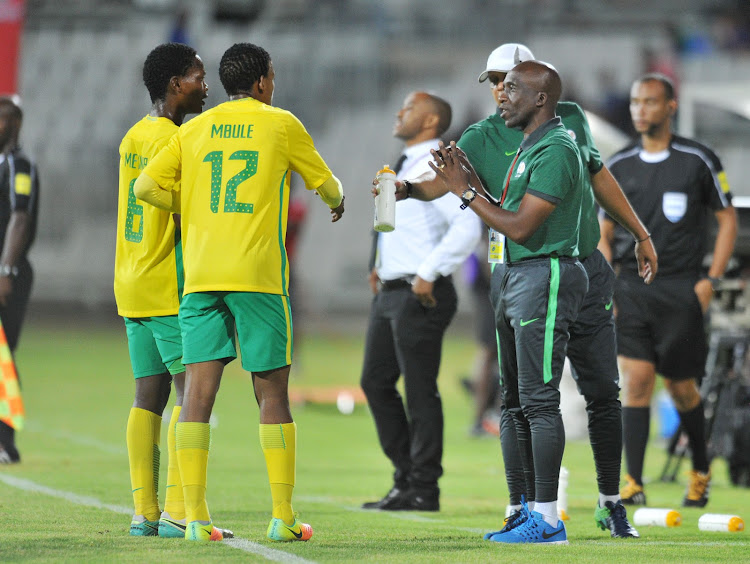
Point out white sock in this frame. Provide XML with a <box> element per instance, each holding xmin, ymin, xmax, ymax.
<box><xmin>505</xmin><ymin>504</ymin><xmax>522</xmax><ymax>517</ymax></box>
<box><xmin>533</xmin><ymin>501</ymin><xmax>559</xmax><ymax>526</ymax></box>
<box><xmin>599</xmin><ymin>494</ymin><xmax>620</xmax><ymax>507</ymax></box>
<box><xmin>527</xmin><ymin>500</ymin><xmax>535</xmax><ymax>511</ymax></box>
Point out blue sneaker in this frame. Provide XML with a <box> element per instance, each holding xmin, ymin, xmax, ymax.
<box><xmin>490</xmin><ymin>510</ymin><xmax>568</xmax><ymax>544</ymax></box>
<box><xmin>484</xmin><ymin>498</ymin><xmax>531</xmax><ymax>540</ymax></box>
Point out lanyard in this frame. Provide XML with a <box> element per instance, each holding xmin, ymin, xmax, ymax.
<box><xmin>500</xmin><ymin>149</ymin><xmax>521</xmax><ymax>207</ymax></box>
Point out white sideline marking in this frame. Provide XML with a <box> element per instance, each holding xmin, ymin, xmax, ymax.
<box><xmin>24</xmin><ymin>421</ymin><xmax>126</xmax><ymax>455</ymax></box>
<box><xmin>0</xmin><ymin>474</ymin><xmax>317</xmax><ymax>563</ymax></box>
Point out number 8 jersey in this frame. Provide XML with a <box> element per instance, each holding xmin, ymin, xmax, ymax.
<box><xmin>141</xmin><ymin>97</ymin><xmax>333</xmax><ymax>296</ymax></box>
<box><xmin>114</xmin><ymin>116</ymin><xmax>183</xmax><ymax>317</ymax></box>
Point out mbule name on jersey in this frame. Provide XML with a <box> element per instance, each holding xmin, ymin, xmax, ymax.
<box><xmin>211</xmin><ymin>123</ymin><xmax>255</xmax><ymax>139</ymax></box>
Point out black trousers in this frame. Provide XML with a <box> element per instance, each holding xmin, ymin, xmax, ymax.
<box><xmin>360</xmin><ymin>276</ymin><xmax>457</xmax><ymax>493</ymax></box>
<box><xmin>0</xmin><ymin>258</ymin><xmax>32</xmax><ymax>453</ymax></box>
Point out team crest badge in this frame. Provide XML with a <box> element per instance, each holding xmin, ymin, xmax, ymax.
<box><xmin>516</xmin><ymin>162</ymin><xmax>526</xmax><ymax>176</ymax></box>
<box><xmin>662</xmin><ymin>192</ymin><xmax>687</xmax><ymax>223</ymax></box>
<box><xmin>567</xmin><ymin>129</ymin><xmax>577</xmax><ymax>141</ymax></box>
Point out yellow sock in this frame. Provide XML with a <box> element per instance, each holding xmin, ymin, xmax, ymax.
<box><xmin>126</xmin><ymin>407</ymin><xmax>162</xmax><ymax>521</ymax></box>
<box><xmin>163</xmin><ymin>406</ymin><xmax>185</xmax><ymax>519</ymax></box>
<box><xmin>260</xmin><ymin>422</ymin><xmax>296</xmax><ymax>524</ymax></box>
<box><xmin>175</xmin><ymin>421</ymin><xmax>211</xmax><ymax>523</ymax></box>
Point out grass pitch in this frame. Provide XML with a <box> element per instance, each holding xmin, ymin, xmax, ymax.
<box><xmin>1</xmin><ymin>315</ymin><xmax>749</xmax><ymax>562</ymax></box>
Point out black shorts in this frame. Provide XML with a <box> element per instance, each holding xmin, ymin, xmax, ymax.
<box><xmin>614</xmin><ymin>274</ymin><xmax>706</xmax><ymax>381</ymax></box>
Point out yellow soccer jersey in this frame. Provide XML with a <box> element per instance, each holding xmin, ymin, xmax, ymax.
<box><xmin>114</xmin><ymin>116</ymin><xmax>183</xmax><ymax>317</ymax></box>
<box><xmin>142</xmin><ymin>97</ymin><xmax>334</xmax><ymax>296</ymax></box>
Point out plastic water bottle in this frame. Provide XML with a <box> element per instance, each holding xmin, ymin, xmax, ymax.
<box><xmin>557</xmin><ymin>466</ymin><xmax>569</xmax><ymax>521</ymax></box>
<box><xmin>633</xmin><ymin>507</ymin><xmax>682</xmax><ymax>527</ymax></box>
<box><xmin>698</xmin><ymin>513</ymin><xmax>745</xmax><ymax>532</ymax></box>
<box><xmin>374</xmin><ymin>165</ymin><xmax>397</xmax><ymax>232</ymax></box>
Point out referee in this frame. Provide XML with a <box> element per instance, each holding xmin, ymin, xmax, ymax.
<box><xmin>0</xmin><ymin>97</ymin><xmax>38</xmax><ymax>464</ymax></box>
<box><xmin>600</xmin><ymin>73</ymin><xmax>737</xmax><ymax>508</ymax></box>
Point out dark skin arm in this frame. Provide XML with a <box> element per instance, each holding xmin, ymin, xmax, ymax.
<box><xmin>429</xmin><ymin>141</ymin><xmax>554</xmax><ymax>244</ymax></box>
<box><xmin>0</xmin><ymin>210</ymin><xmax>31</xmax><ymax>306</ymax></box>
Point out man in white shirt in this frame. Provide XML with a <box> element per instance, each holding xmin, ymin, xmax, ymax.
<box><xmin>361</xmin><ymin>91</ymin><xmax>481</xmax><ymax>511</ymax></box>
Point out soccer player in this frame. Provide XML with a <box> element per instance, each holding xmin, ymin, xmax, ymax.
<box><xmin>601</xmin><ymin>73</ymin><xmax>737</xmax><ymax>508</ymax></box>
<box><xmin>115</xmin><ymin>42</ymin><xmax>218</xmax><ymax>538</ymax></box>
<box><xmin>135</xmin><ymin>42</ymin><xmax>345</xmax><ymax>542</ymax></box>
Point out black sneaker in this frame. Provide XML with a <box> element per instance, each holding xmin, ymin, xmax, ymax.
<box><xmin>595</xmin><ymin>501</ymin><xmax>640</xmax><ymax>538</ymax></box>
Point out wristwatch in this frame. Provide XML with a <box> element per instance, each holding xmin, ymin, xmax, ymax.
<box><xmin>460</xmin><ymin>187</ymin><xmax>477</xmax><ymax>210</ymax></box>
<box><xmin>402</xmin><ymin>180</ymin><xmax>413</xmax><ymax>199</ymax></box>
<box><xmin>706</xmin><ymin>276</ymin><xmax>721</xmax><ymax>292</ymax></box>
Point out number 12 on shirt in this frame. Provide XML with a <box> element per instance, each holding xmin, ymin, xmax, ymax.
<box><xmin>203</xmin><ymin>149</ymin><xmax>258</xmax><ymax>214</ymax></box>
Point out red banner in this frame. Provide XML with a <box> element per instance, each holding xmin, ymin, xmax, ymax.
<box><xmin>0</xmin><ymin>0</ymin><xmax>25</xmax><ymax>95</ymax></box>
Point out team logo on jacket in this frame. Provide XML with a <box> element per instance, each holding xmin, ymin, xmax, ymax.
<box><xmin>567</xmin><ymin>129</ymin><xmax>577</xmax><ymax>141</ymax></box>
<box><xmin>516</xmin><ymin>162</ymin><xmax>526</xmax><ymax>176</ymax></box>
<box><xmin>662</xmin><ymin>192</ymin><xmax>687</xmax><ymax>223</ymax></box>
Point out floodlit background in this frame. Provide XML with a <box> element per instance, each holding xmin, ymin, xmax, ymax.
<box><xmin>3</xmin><ymin>0</ymin><xmax>750</xmax><ymax>319</ymax></box>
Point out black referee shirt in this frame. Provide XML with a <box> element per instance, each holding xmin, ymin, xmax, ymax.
<box><xmin>0</xmin><ymin>147</ymin><xmax>40</xmax><ymax>256</ymax></box>
<box><xmin>606</xmin><ymin>134</ymin><xmax>732</xmax><ymax>279</ymax></box>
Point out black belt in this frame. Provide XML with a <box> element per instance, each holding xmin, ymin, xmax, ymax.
<box><xmin>380</xmin><ymin>275</ymin><xmax>451</xmax><ymax>291</ymax></box>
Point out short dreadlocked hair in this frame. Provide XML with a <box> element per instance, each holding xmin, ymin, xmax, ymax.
<box><xmin>219</xmin><ymin>43</ymin><xmax>271</xmax><ymax>97</ymax></box>
<box><xmin>142</xmin><ymin>43</ymin><xmax>198</xmax><ymax>103</ymax></box>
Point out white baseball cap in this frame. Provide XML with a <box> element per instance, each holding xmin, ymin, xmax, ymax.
<box><xmin>477</xmin><ymin>43</ymin><xmax>535</xmax><ymax>83</ymax></box>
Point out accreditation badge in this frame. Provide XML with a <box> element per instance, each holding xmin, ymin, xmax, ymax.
<box><xmin>488</xmin><ymin>228</ymin><xmax>505</xmax><ymax>264</ymax></box>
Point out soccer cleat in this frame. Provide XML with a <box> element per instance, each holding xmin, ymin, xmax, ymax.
<box><xmin>489</xmin><ymin>510</ymin><xmax>568</xmax><ymax>544</ymax></box>
<box><xmin>158</xmin><ymin>512</ymin><xmax>187</xmax><ymax>538</ymax></box>
<box><xmin>129</xmin><ymin>515</ymin><xmax>159</xmax><ymax>536</ymax></box>
<box><xmin>185</xmin><ymin>520</ymin><xmax>234</xmax><ymax>542</ymax></box>
<box><xmin>620</xmin><ymin>474</ymin><xmax>647</xmax><ymax>506</ymax></box>
<box><xmin>683</xmin><ymin>470</ymin><xmax>710</xmax><ymax>508</ymax></box>
<box><xmin>595</xmin><ymin>501</ymin><xmax>640</xmax><ymax>538</ymax></box>
<box><xmin>484</xmin><ymin>502</ymin><xmax>530</xmax><ymax>540</ymax></box>
<box><xmin>267</xmin><ymin>515</ymin><xmax>313</xmax><ymax>542</ymax></box>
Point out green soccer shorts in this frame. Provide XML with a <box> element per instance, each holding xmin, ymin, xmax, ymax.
<box><xmin>124</xmin><ymin>315</ymin><xmax>185</xmax><ymax>378</ymax></box>
<box><xmin>179</xmin><ymin>291</ymin><xmax>293</xmax><ymax>373</ymax></box>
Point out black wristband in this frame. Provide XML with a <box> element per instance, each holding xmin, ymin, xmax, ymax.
<box><xmin>636</xmin><ymin>234</ymin><xmax>651</xmax><ymax>243</ymax></box>
<box><xmin>403</xmin><ymin>180</ymin><xmax>413</xmax><ymax>199</ymax></box>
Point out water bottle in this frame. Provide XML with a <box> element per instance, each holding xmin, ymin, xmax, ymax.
<box><xmin>557</xmin><ymin>466</ymin><xmax>569</xmax><ymax>521</ymax></box>
<box><xmin>698</xmin><ymin>513</ymin><xmax>745</xmax><ymax>532</ymax></box>
<box><xmin>374</xmin><ymin>165</ymin><xmax>397</xmax><ymax>232</ymax></box>
<box><xmin>633</xmin><ymin>507</ymin><xmax>682</xmax><ymax>527</ymax></box>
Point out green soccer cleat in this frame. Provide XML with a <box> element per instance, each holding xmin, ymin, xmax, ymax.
<box><xmin>267</xmin><ymin>515</ymin><xmax>313</xmax><ymax>542</ymax></box>
<box><xmin>158</xmin><ymin>512</ymin><xmax>187</xmax><ymax>538</ymax></box>
<box><xmin>185</xmin><ymin>520</ymin><xmax>234</xmax><ymax>542</ymax></box>
<box><xmin>129</xmin><ymin>515</ymin><xmax>159</xmax><ymax>537</ymax></box>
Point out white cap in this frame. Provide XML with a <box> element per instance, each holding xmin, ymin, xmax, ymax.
<box><xmin>477</xmin><ymin>43</ymin><xmax>535</xmax><ymax>83</ymax></box>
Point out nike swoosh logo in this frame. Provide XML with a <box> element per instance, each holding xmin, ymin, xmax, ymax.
<box><xmin>505</xmin><ymin>150</ymin><xmax>516</xmax><ymax>156</ymax></box>
<box><xmin>541</xmin><ymin>526</ymin><xmax>565</xmax><ymax>539</ymax></box>
<box><xmin>286</xmin><ymin>527</ymin><xmax>303</xmax><ymax>539</ymax></box>
<box><xmin>162</xmin><ymin>519</ymin><xmax>186</xmax><ymax>532</ymax></box>
<box><xmin>519</xmin><ymin>318</ymin><xmax>539</xmax><ymax>326</ymax></box>
<box><xmin>605</xmin><ymin>300</ymin><xmax>613</xmax><ymax>311</ymax></box>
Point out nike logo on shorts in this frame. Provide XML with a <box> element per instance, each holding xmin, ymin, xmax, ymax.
<box><xmin>605</xmin><ymin>299</ymin><xmax>613</xmax><ymax>311</ymax></box>
<box><xmin>519</xmin><ymin>318</ymin><xmax>539</xmax><ymax>326</ymax></box>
